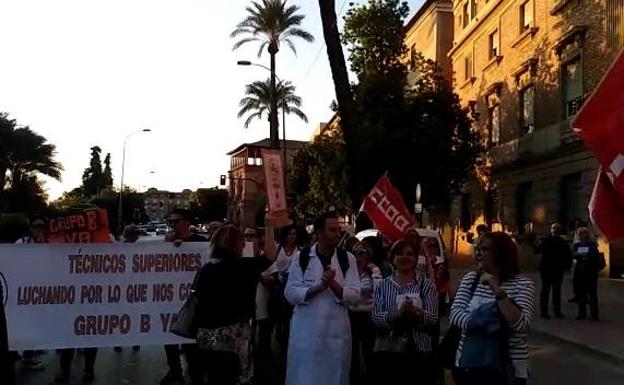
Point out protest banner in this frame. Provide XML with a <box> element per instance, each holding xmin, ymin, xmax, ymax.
<box><xmin>46</xmin><ymin>209</ymin><xmax>111</xmax><ymax>243</ymax></box>
<box><xmin>0</xmin><ymin>242</ymin><xmax>210</xmax><ymax>350</ymax></box>
<box><xmin>262</xmin><ymin>149</ymin><xmax>289</xmax><ymax>227</ymax></box>
<box><xmin>360</xmin><ymin>174</ymin><xmax>414</xmax><ymax>242</ymax></box>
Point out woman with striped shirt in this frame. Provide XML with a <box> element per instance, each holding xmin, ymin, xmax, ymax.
<box><xmin>450</xmin><ymin>232</ymin><xmax>535</xmax><ymax>385</ymax></box>
<box><xmin>372</xmin><ymin>240</ymin><xmax>439</xmax><ymax>385</ymax></box>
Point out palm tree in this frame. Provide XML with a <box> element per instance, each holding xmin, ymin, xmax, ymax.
<box><xmin>0</xmin><ymin>113</ymin><xmax>62</xmax><ymax>196</ymax></box>
<box><xmin>238</xmin><ymin>78</ymin><xmax>308</xmax><ymax>129</ymax></box>
<box><xmin>231</xmin><ymin>0</ymin><xmax>313</xmax><ymax>146</ymax></box>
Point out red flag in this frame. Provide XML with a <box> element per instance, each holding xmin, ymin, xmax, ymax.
<box><xmin>588</xmin><ymin>168</ymin><xmax>624</xmax><ymax>241</ymax></box>
<box><xmin>360</xmin><ymin>175</ymin><xmax>414</xmax><ymax>242</ymax></box>
<box><xmin>574</xmin><ymin>48</ymin><xmax>624</xmax><ymax>240</ymax></box>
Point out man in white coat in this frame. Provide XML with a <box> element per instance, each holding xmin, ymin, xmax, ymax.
<box><xmin>285</xmin><ymin>213</ymin><xmax>361</xmax><ymax>385</ymax></box>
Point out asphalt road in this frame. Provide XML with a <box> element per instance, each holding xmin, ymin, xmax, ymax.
<box><xmin>14</xmin><ymin>332</ymin><xmax>624</xmax><ymax>385</ymax></box>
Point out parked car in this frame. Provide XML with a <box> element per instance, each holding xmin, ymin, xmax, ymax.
<box><xmin>155</xmin><ymin>224</ymin><xmax>169</xmax><ymax>235</ymax></box>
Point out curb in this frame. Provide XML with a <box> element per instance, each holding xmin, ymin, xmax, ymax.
<box><xmin>531</xmin><ymin>327</ymin><xmax>624</xmax><ymax>365</ymax></box>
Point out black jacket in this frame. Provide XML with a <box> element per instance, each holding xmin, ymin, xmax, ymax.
<box><xmin>536</xmin><ymin>235</ymin><xmax>572</xmax><ymax>274</ymax></box>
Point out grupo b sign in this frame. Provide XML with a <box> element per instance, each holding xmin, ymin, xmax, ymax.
<box><xmin>0</xmin><ymin>243</ymin><xmax>210</xmax><ymax>350</ymax></box>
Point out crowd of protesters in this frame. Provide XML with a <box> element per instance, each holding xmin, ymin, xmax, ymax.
<box><xmin>4</xmin><ymin>208</ymin><xmax>613</xmax><ymax>385</ymax></box>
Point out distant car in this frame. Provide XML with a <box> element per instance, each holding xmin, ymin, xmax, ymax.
<box><xmin>145</xmin><ymin>224</ymin><xmax>156</xmax><ymax>233</ymax></box>
<box><xmin>137</xmin><ymin>226</ymin><xmax>149</xmax><ymax>236</ymax></box>
<box><xmin>155</xmin><ymin>225</ymin><xmax>169</xmax><ymax>235</ymax></box>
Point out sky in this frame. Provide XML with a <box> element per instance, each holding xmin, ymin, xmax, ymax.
<box><xmin>0</xmin><ymin>0</ymin><xmax>423</xmax><ymax>200</ymax></box>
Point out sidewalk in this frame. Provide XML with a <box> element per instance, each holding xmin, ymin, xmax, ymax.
<box><xmin>449</xmin><ymin>262</ymin><xmax>624</xmax><ymax>363</ymax></box>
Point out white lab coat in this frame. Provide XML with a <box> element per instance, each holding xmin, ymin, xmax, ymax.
<box><xmin>284</xmin><ymin>245</ymin><xmax>361</xmax><ymax>385</ymax></box>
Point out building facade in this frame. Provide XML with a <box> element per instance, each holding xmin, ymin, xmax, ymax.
<box><xmin>143</xmin><ymin>188</ymin><xmax>193</xmax><ymax>222</ymax></box>
<box><xmin>404</xmin><ymin>0</ymin><xmax>455</xmax><ymax>82</ymax></box>
<box><xmin>446</xmin><ymin>0</ymin><xmax>624</xmax><ymax>276</ymax></box>
<box><xmin>226</xmin><ymin>138</ymin><xmax>307</xmax><ymax>228</ymax></box>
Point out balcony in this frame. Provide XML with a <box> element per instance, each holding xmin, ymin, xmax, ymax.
<box><xmin>489</xmin><ymin>123</ymin><xmax>566</xmax><ymax>166</ymax></box>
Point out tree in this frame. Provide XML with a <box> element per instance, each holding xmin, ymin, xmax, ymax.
<box><xmin>81</xmin><ymin>146</ymin><xmax>103</xmax><ymax>197</ymax></box>
<box><xmin>232</xmin><ymin>0</ymin><xmax>314</xmax><ymax>146</ymax></box>
<box><xmin>336</xmin><ymin>0</ymin><xmax>481</xmax><ymax>219</ymax></box>
<box><xmin>190</xmin><ymin>188</ymin><xmax>228</xmax><ymax>222</ymax></box>
<box><xmin>316</xmin><ymin>0</ymin><xmax>359</xmax><ymax>204</ymax></box>
<box><xmin>0</xmin><ymin>112</ymin><xmax>62</xmax><ymax>213</ymax></box>
<box><xmin>101</xmin><ymin>153</ymin><xmax>114</xmax><ymax>192</ymax></box>
<box><xmin>289</xmin><ymin>133</ymin><xmax>352</xmax><ymax>219</ymax></box>
<box><xmin>238</xmin><ymin>78</ymin><xmax>308</xmax><ymax>128</ymax></box>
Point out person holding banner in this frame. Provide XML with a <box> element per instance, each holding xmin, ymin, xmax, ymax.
<box><xmin>162</xmin><ymin>209</ymin><xmax>208</xmax><ymax>385</ymax></box>
<box><xmin>284</xmin><ymin>213</ymin><xmax>361</xmax><ymax>385</ymax></box>
<box><xmin>194</xmin><ymin>218</ymin><xmax>277</xmax><ymax>385</ymax></box>
<box><xmin>14</xmin><ymin>217</ymin><xmax>46</xmax><ymax>372</ymax></box>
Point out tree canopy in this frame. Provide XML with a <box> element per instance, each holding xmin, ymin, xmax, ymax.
<box><xmin>238</xmin><ymin>78</ymin><xmax>308</xmax><ymax>128</ymax></box>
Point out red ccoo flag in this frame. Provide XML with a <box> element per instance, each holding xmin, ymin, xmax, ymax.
<box><xmin>574</xmin><ymin>48</ymin><xmax>624</xmax><ymax>240</ymax></box>
<box><xmin>360</xmin><ymin>174</ymin><xmax>414</xmax><ymax>242</ymax></box>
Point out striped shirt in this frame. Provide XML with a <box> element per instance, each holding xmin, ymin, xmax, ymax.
<box><xmin>372</xmin><ymin>276</ymin><xmax>439</xmax><ymax>352</ymax></box>
<box><xmin>450</xmin><ymin>271</ymin><xmax>535</xmax><ymax>379</ymax></box>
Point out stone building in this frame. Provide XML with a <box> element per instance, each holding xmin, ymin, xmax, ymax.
<box><xmin>143</xmin><ymin>188</ymin><xmax>192</xmax><ymax>222</ymax></box>
<box><xmin>226</xmin><ymin>138</ymin><xmax>307</xmax><ymax>228</ymax></box>
<box><xmin>446</xmin><ymin>0</ymin><xmax>624</xmax><ymax>276</ymax></box>
<box><xmin>404</xmin><ymin>0</ymin><xmax>455</xmax><ymax>82</ymax></box>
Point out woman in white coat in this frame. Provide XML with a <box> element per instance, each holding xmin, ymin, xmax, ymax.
<box><xmin>284</xmin><ymin>214</ymin><xmax>361</xmax><ymax>385</ymax></box>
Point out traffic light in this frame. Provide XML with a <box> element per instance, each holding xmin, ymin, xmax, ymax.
<box><xmin>220</xmin><ymin>175</ymin><xmax>227</xmax><ymax>186</ymax></box>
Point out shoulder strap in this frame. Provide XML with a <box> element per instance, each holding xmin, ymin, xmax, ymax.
<box><xmin>299</xmin><ymin>246</ymin><xmax>312</xmax><ymax>273</ymax></box>
<box><xmin>337</xmin><ymin>248</ymin><xmax>349</xmax><ymax>277</ymax></box>
<box><xmin>468</xmin><ymin>271</ymin><xmax>482</xmax><ymax>298</ymax></box>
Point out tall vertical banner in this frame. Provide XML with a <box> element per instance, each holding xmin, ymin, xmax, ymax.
<box><xmin>262</xmin><ymin>149</ymin><xmax>289</xmax><ymax>226</ymax></box>
<box><xmin>574</xmin><ymin>48</ymin><xmax>624</xmax><ymax>240</ymax></box>
<box><xmin>0</xmin><ymin>243</ymin><xmax>210</xmax><ymax>350</ymax></box>
<box><xmin>360</xmin><ymin>174</ymin><xmax>414</xmax><ymax>241</ymax></box>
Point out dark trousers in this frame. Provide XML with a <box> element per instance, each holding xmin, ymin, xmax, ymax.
<box><xmin>576</xmin><ymin>273</ymin><xmax>599</xmax><ymax>319</ymax></box>
<box><xmin>540</xmin><ymin>271</ymin><xmax>564</xmax><ymax>316</ymax></box>
<box><xmin>453</xmin><ymin>368</ymin><xmax>526</xmax><ymax>385</ymax></box>
<box><xmin>202</xmin><ymin>350</ymin><xmax>240</xmax><ymax>385</ymax></box>
<box><xmin>256</xmin><ymin>319</ymin><xmax>274</xmax><ymax>359</ymax></box>
<box><xmin>59</xmin><ymin>348</ymin><xmax>97</xmax><ymax>375</ymax></box>
<box><xmin>371</xmin><ymin>351</ymin><xmax>436</xmax><ymax>385</ymax></box>
<box><xmin>164</xmin><ymin>344</ymin><xmax>201</xmax><ymax>380</ymax></box>
<box><xmin>349</xmin><ymin>311</ymin><xmax>376</xmax><ymax>385</ymax></box>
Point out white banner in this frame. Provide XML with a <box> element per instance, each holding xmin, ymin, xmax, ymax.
<box><xmin>0</xmin><ymin>242</ymin><xmax>211</xmax><ymax>350</ymax></box>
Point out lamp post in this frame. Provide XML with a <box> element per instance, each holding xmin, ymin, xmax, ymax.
<box><xmin>414</xmin><ymin>183</ymin><xmax>423</xmax><ymax>227</ymax></box>
<box><xmin>118</xmin><ymin>129</ymin><xmax>151</xmax><ymax>235</ymax></box>
<box><xmin>237</xmin><ymin>60</ymin><xmax>288</xmax><ymax>181</ymax></box>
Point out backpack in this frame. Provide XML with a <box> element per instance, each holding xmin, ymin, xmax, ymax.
<box><xmin>299</xmin><ymin>245</ymin><xmax>350</xmax><ymax>277</ymax></box>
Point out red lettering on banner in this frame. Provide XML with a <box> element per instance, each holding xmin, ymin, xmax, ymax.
<box><xmin>152</xmin><ymin>283</ymin><xmax>174</xmax><ymax>302</ymax></box>
<box><xmin>179</xmin><ymin>283</ymin><xmax>192</xmax><ymax>301</ymax></box>
<box><xmin>80</xmin><ymin>285</ymin><xmax>103</xmax><ymax>304</ymax></box>
<box><xmin>140</xmin><ymin>314</ymin><xmax>151</xmax><ymax>333</ymax></box>
<box><xmin>126</xmin><ymin>284</ymin><xmax>148</xmax><ymax>303</ymax></box>
<box><xmin>160</xmin><ymin>313</ymin><xmax>178</xmax><ymax>332</ymax></box>
<box><xmin>74</xmin><ymin>314</ymin><xmax>132</xmax><ymax>336</ymax></box>
<box><xmin>361</xmin><ymin>175</ymin><xmax>415</xmax><ymax>242</ymax></box>
<box><xmin>86</xmin><ymin>210</ymin><xmax>98</xmax><ymax>231</ymax></box>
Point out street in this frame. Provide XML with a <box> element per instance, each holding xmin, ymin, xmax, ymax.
<box><xmin>15</xmin><ymin>333</ymin><xmax>624</xmax><ymax>385</ymax></box>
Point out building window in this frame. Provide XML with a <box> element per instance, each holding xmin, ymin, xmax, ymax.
<box><xmin>464</xmin><ymin>54</ymin><xmax>473</xmax><ymax>80</ymax></box>
<box><xmin>519</xmin><ymin>0</ymin><xmax>533</xmax><ymax>33</ymax></box>
<box><xmin>462</xmin><ymin>2</ymin><xmax>470</xmax><ymax>28</ymax></box>
<box><xmin>489</xmin><ymin>30</ymin><xmax>500</xmax><ymax>59</ymax></box>
<box><xmin>470</xmin><ymin>0</ymin><xmax>478</xmax><ymax>20</ymax></box>
<box><xmin>560</xmin><ymin>173</ymin><xmax>583</xmax><ymax>234</ymax></box>
<box><xmin>562</xmin><ymin>57</ymin><xmax>584</xmax><ymax>119</ymax></box>
<box><xmin>519</xmin><ymin>85</ymin><xmax>535</xmax><ymax>134</ymax></box>
<box><xmin>606</xmin><ymin>0</ymin><xmax>624</xmax><ymax>49</ymax></box>
<box><xmin>486</xmin><ymin>93</ymin><xmax>501</xmax><ymax>145</ymax></box>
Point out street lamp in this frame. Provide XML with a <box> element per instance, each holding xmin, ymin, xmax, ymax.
<box><xmin>237</xmin><ymin>60</ymin><xmax>288</xmax><ymax>180</ymax></box>
<box><xmin>414</xmin><ymin>183</ymin><xmax>423</xmax><ymax>227</ymax></box>
<box><xmin>118</xmin><ymin>129</ymin><xmax>151</xmax><ymax>234</ymax></box>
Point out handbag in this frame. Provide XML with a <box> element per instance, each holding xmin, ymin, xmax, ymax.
<box><xmin>171</xmin><ymin>270</ymin><xmax>201</xmax><ymax>338</ymax></box>
<box><xmin>373</xmin><ymin>330</ymin><xmax>411</xmax><ymax>353</ymax></box>
<box><xmin>439</xmin><ymin>271</ymin><xmax>481</xmax><ymax>369</ymax></box>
